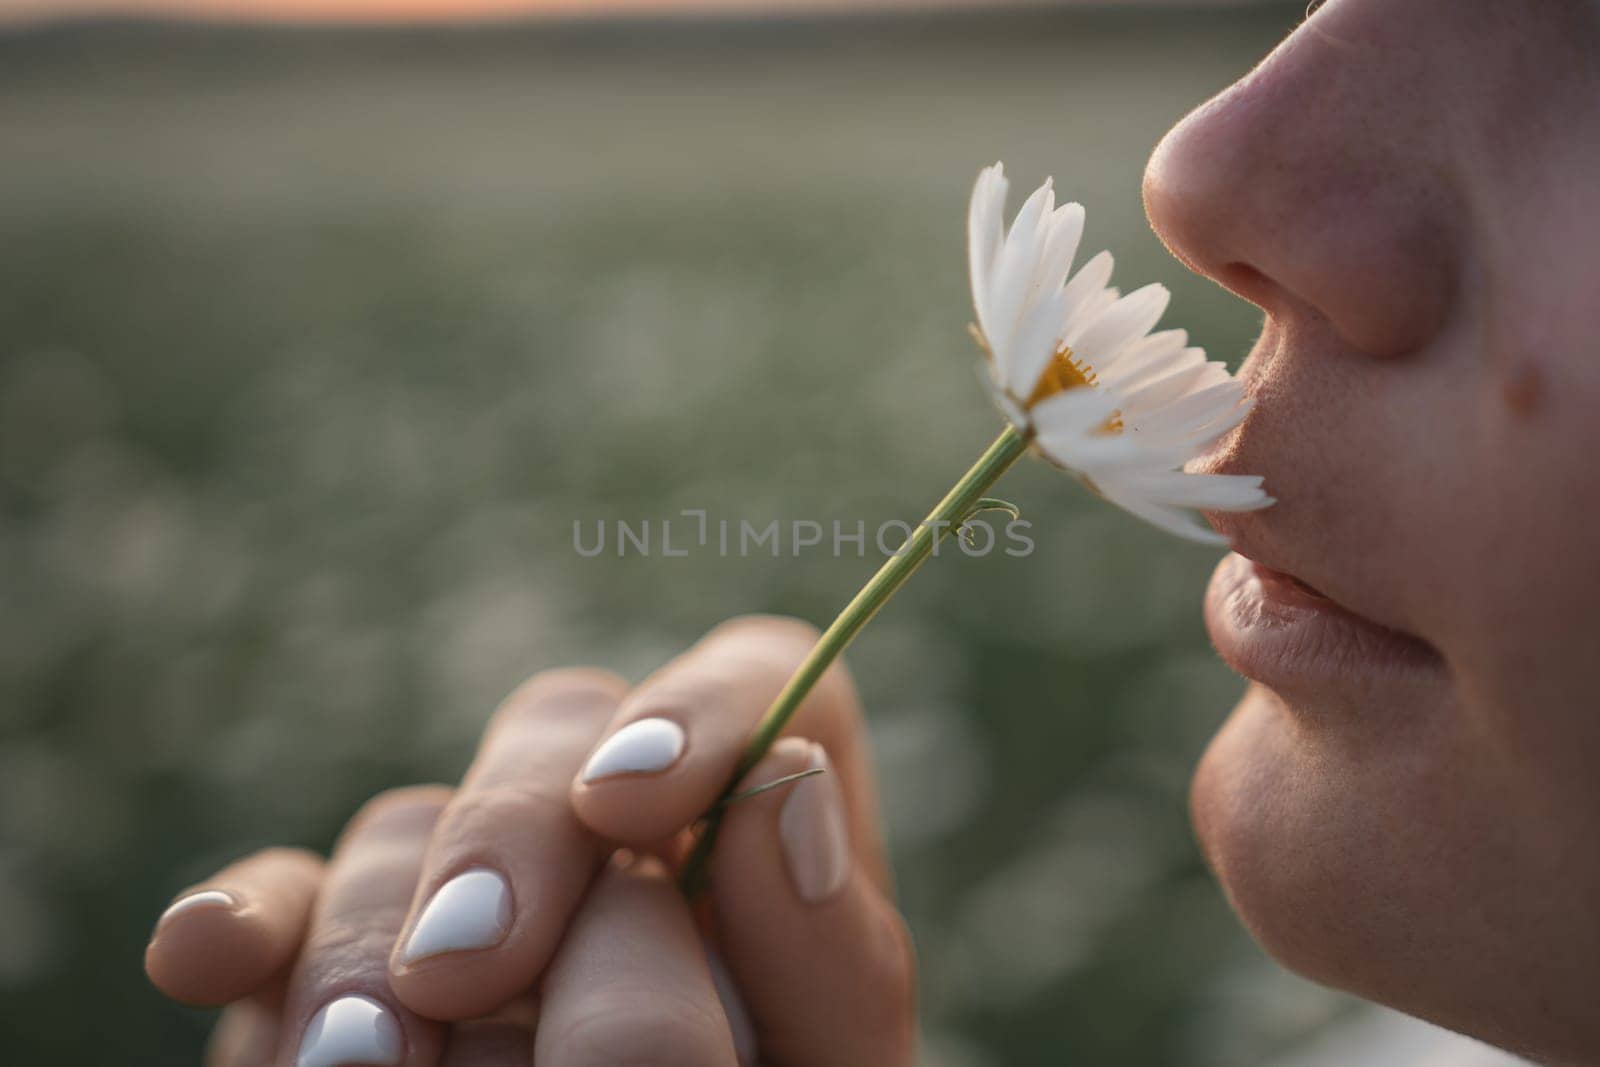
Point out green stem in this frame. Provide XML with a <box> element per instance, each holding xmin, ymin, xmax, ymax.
<box><xmin>678</xmin><ymin>423</ymin><xmax>1030</xmax><ymax>896</ymax></box>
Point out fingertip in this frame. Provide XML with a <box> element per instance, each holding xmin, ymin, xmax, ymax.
<box><xmin>570</xmin><ymin>616</ymin><xmax>859</xmax><ymax>849</ymax></box>
<box><xmin>147</xmin><ymin>848</ymin><xmax>326</xmax><ymax>1007</ymax></box>
<box><xmin>712</xmin><ymin>737</ymin><xmax>849</xmax><ymax>907</ymax></box>
<box><xmin>567</xmin><ymin>726</ymin><xmax>693</xmax><ymax>846</ymax></box>
<box><xmin>146</xmin><ymin>893</ymin><xmax>276</xmax><ymax>1005</ymax></box>
<box><xmin>577</xmin><ymin>716</ymin><xmax>688</xmax><ymax>787</ymax></box>
<box><xmin>535</xmin><ymin>852</ymin><xmax>738</xmax><ymax>1067</ymax></box>
<box><xmin>386</xmin><ymin>864</ymin><xmax>519</xmax><ymax>1021</ymax></box>
<box><xmin>570</xmin><ymin>733</ymin><xmax>818</xmax><ymax>848</ymax></box>
<box><xmin>386</xmin><ymin>671</ymin><xmax>626</xmax><ymax>1023</ymax></box>
<box><xmin>154</xmin><ymin>887</ymin><xmax>240</xmax><ymax>931</ymax></box>
<box><xmin>705</xmin><ymin>738</ymin><xmax>917</xmax><ymax>1066</ymax></box>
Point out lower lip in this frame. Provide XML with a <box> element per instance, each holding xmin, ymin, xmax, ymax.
<box><xmin>1204</xmin><ymin>553</ymin><xmax>1442</xmax><ymax>692</ymax></box>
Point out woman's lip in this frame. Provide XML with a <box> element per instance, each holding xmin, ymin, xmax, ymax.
<box><xmin>1204</xmin><ymin>553</ymin><xmax>1443</xmax><ymax>694</ymax></box>
<box><xmin>1251</xmin><ymin>561</ymin><xmax>1335</xmax><ymax>606</ymax></box>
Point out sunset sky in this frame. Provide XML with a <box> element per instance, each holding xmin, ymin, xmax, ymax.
<box><xmin>0</xmin><ymin>0</ymin><xmax>1240</xmax><ymax>26</ymax></box>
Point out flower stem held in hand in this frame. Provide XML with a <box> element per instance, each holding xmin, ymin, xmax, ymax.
<box><xmin>678</xmin><ymin>424</ymin><xmax>1030</xmax><ymax>897</ymax></box>
<box><xmin>679</xmin><ymin>160</ymin><xmax>1273</xmax><ymax>895</ymax></box>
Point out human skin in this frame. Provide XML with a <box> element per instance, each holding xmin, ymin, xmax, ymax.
<box><xmin>145</xmin><ymin>620</ymin><xmax>915</xmax><ymax>1067</ymax></box>
<box><xmin>1142</xmin><ymin>0</ymin><xmax>1600</xmax><ymax>1062</ymax></box>
<box><xmin>148</xmin><ymin>1</ymin><xmax>1600</xmax><ymax>1063</ymax></box>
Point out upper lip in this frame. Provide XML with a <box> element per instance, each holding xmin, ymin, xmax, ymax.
<box><xmin>1188</xmin><ymin>366</ymin><xmax>1419</xmax><ymax>644</ymax></box>
<box><xmin>1189</xmin><ymin>321</ymin><xmax>1443</xmax><ymax>661</ymax></box>
<box><xmin>1205</xmin><ymin>506</ymin><xmax>1436</xmax><ymax>654</ymax></box>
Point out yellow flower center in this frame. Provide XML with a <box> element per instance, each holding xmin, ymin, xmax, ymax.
<box><xmin>1027</xmin><ymin>344</ymin><xmax>1124</xmax><ymax>434</ymax></box>
<box><xmin>1026</xmin><ymin>343</ymin><xmax>1096</xmax><ymax>405</ymax></box>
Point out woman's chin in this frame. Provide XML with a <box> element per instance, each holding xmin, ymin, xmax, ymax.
<box><xmin>1187</xmin><ymin>686</ymin><xmax>1357</xmax><ymax>983</ymax></box>
<box><xmin>1189</xmin><ymin>684</ymin><xmax>1600</xmax><ymax>1065</ymax></box>
<box><xmin>1189</xmin><ymin>683</ymin><xmax>1463</xmax><ymax>990</ymax></box>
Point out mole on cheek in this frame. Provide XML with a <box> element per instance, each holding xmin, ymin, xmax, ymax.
<box><xmin>1499</xmin><ymin>358</ymin><xmax>1544</xmax><ymax>418</ymax></box>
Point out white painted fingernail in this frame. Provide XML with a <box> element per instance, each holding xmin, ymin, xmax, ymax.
<box><xmin>581</xmin><ymin>717</ymin><xmax>685</xmax><ymax>782</ymax></box>
<box><xmin>297</xmin><ymin>994</ymin><xmax>403</xmax><ymax>1067</ymax></box>
<box><xmin>778</xmin><ymin>744</ymin><xmax>851</xmax><ymax>903</ymax></box>
<box><xmin>704</xmin><ymin>939</ymin><xmax>759</xmax><ymax>1065</ymax></box>
<box><xmin>400</xmin><ymin>867</ymin><xmax>512</xmax><ymax>964</ymax></box>
<box><xmin>158</xmin><ymin>889</ymin><xmax>236</xmax><ymax>926</ymax></box>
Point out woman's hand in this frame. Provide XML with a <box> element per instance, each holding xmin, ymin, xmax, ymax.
<box><xmin>144</xmin><ymin>616</ymin><xmax>917</xmax><ymax>1066</ymax></box>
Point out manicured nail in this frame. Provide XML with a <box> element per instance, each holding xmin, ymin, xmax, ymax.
<box><xmin>297</xmin><ymin>994</ymin><xmax>403</xmax><ymax>1067</ymax></box>
<box><xmin>778</xmin><ymin>744</ymin><xmax>851</xmax><ymax>903</ymax></box>
<box><xmin>157</xmin><ymin>889</ymin><xmax>236</xmax><ymax>927</ymax></box>
<box><xmin>581</xmin><ymin>717</ymin><xmax>685</xmax><ymax>783</ymax></box>
<box><xmin>400</xmin><ymin>867</ymin><xmax>513</xmax><ymax>964</ymax></box>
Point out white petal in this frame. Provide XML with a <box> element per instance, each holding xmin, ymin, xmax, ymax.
<box><xmin>985</xmin><ymin>179</ymin><xmax>1055</xmax><ymax>357</ymax></box>
<box><xmin>1144</xmin><ymin>396</ymin><xmax>1254</xmax><ymax>454</ymax></box>
<box><xmin>1037</xmin><ymin>202</ymin><xmax>1086</xmax><ymax>293</ymax></box>
<box><xmin>968</xmin><ymin>163</ymin><xmax>1007</xmax><ymax>334</ymax></box>
<box><xmin>1072</xmin><ymin>283</ymin><xmax>1170</xmax><ymax>371</ymax></box>
<box><xmin>1109</xmin><ymin>470</ymin><xmax>1273</xmax><ymax>511</ymax></box>
<box><xmin>1119</xmin><ymin>359</ymin><xmax>1222</xmax><ymax>419</ymax></box>
<box><xmin>1078</xmin><ymin>437</ymin><xmax>1196</xmax><ymax>473</ymax></box>
<box><xmin>1063</xmin><ymin>284</ymin><xmax>1122</xmax><ymax>349</ymax></box>
<box><xmin>1093</xmin><ymin>481</ymin><xmax>1229</xmax><ymax>545</ymax></box>
<box><xmin>1098</xmin><ymin>330</ymin><xmax>1190</xmax><ymax>390</ymax></box>
<box><xmin>1029</xmin><ymin>387</ymin><xmax>1118</xmax><ymax>436</ymax></box>
<box><xmin>1134</xmin><ymin>380</ymin><xmax>1245</xmax><ymax>438</ymax></box>
<box><xmin>1031</xmin><ymin>390</ymin><xmax>1146</xmax><ymax>472</ymax></box>
<box><xmin>1167</xmin><ymin>358</ymin><xmax>1235</xmax><ymax>397</ymax></box>
<box><xmin>1037</xmin><ymin>432</ymin><xmax>1146</xmax><ymax>472</ymax></box>
<box><xmin>1004</xmin><ymin>289</ymin><xmax>1068</xmax><ymax>399</ymax></box>
<box><xmin>1059</xmin><ymin>250</ymin><xmax>1114</xmax><ymax>334</ymax></box>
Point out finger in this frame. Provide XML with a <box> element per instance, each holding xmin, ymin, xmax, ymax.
<box><xmin>570</xmin><ymin>615</ymin><xmax>891</xmax><ymax>888</ymax></box>
<box><xmin>389</xmin><ymin>669</ymin><xmax>626</xmax><ymax>1021</ymax></box>
<box><xmin>146</xmin><ymin>847</ymin><xmax>324</xmax><ymax>1006</ymax></box>
<box><xmin>709</xmin><ymin>738</ymin><xmax>917</xmax><ymax>1067</ymax></box>
<box><xmin>206</xmin><ymin>998</ymin><xmax>280</xmax><ymax>1067</ymax></box>
<box><xmin>278</xmin><ymin>786</ymin><xmax>451</xmax><ymax>1067</ymax></box>
<box><xmin>534</xmin><ymin>856</ymin><xmax>739</xmax><ymax>1067</ymax></box>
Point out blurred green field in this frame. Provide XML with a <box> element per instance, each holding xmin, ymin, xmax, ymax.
<box><xmin>0</xmin><ymin>8</ymin><xmax>1367</xmax><ymax>1064</ymax></box>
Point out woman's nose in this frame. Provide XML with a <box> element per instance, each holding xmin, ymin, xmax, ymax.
<box><xmin>1141</xmin><ymin>5</ymin><xmax>1459</xmax><ymax>359</ymax></box>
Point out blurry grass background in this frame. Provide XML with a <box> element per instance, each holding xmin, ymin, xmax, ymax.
<box><xmin>0</xmin><ymin>6</ymin><xmax>1372</xmax><ymax>1064</ymax></box>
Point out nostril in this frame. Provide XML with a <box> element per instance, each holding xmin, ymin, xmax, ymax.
<box><xmin>1217</xmin><ymin>250</ymin><xmax>1452</xmax><ymax>362</ymax></box>
<box><xmin>1221</xmin><ymin>262</ymin><xmax>1265</xmax><ymax>287</ymax></box>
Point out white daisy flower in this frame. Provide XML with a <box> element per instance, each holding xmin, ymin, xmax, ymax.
<box><xmin>679</xmin><ymin>163</ymin><xmax>1282</xmax><ymax>885</ymax></box>
<box><xmin>967</xmin><ymin>161</ymin><xmax>1272</xmax><ymax>543</ymax></box>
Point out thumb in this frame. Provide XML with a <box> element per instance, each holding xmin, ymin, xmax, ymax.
<box><xmin>708</xmin><ymin>737</ymin><xmax>917</xmax><ymax>1067</ymax></box>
